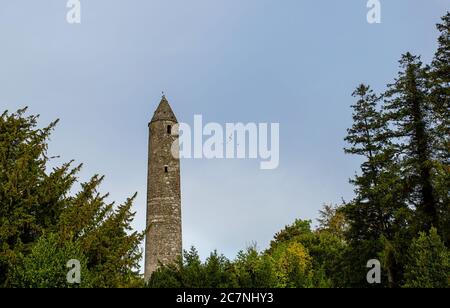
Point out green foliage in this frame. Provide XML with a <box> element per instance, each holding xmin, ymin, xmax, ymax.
<box><xmin>269</xmin><ymin>219</ymin><xmax>313</xmax><ymax>250</ymax></box>
<box><xmin>0</xmin><ymin>108</ymin><xmax>144</xmax><ymax>288</ymax></box>
<box><xmin>146</xmin><ymin>261</ymin><xmax>183</xmax><ymax>288</ymax></box>
<box><xmin>148</xmin><ymin>247</ymin><xmax>238</xmax><ymax>288</ymax></box>
<box><xmin>270</xmin><ymin>241</ymin><xmax>314</xmax><ymax>288</ymax></box>
<box><xmin>203</xmin><ymin>250</ymin><xmax>237</xmax><ymax>288</ymax></box>
<box><xmin>434</xmin><ymin>162</ymin><xmax>450</xmax><ymax>245</ymax></box>
<box><xmin>317</xmin><ymin>203</ymin><xmax>347</xmax><ymax>238</ymax></box>
<box><xmin>384</xmin><ymin>53</ymin><xmax>438</xmax><ymax>231</ymax></box>
<box><xmin>148</xmin><ymin>244</ymin><xmax>315</xmax><ymax>289</ymax></box>
<box><xmin>0</xmin><ymin>108</ymin><xmax>77</xmax><ymax>286</ymax></box>
<box><xmin>58</xmin><ymin>179</ymin><xmax>144</xmax><ymax>288</ymax></box>
<box><xmin>10</xmin><ymin>233</ymin><xmax>91</xmax><ymax>288</ymax></box>
<box><xmin>429</xmin><ymin>13</ymin><xmax>450</xmax><ymax>247</ymax></box>
<box><xmin>269</xmin><ymin>216</ymin><xmax>346</xmax><ymax>288</ymax></box>
<box><xmin>234</xmin><ymin>247</ymin><xmax>277</xmax><ymax>288</ymax></box>
<box><xmin>430</xmin><ymin>13</ymin><xmax>450</xmax><ymax>167</ymax></box>
<box><xmin>149</xmin><ymin>215</ymin><xmax>346</xmax><ymax>288</ymax></box>
<box><xmin>403</xmin><ymin>228</ymin><xmax>450</xmax><ymax>288</ymax></box>
<box><xmin>341</xmin><ymin>12</ymin><xmax>450</xmax><ymax>288</ymax></box>
<box><xmin>341</xmin><ymin>84</ymin><xmax>405</xmax><ymax>287</ymax></box>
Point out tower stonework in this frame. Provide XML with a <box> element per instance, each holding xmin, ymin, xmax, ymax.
<box><xmin>144</xmin><ymin>96</ymin><xmax>182</xmax><ymax>281</ymax></box>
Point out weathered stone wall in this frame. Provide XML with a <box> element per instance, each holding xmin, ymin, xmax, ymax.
<box><xmin>144</xmin><ymin>101</ymin><xmax>182</xmax><ymax>281</ymax></box>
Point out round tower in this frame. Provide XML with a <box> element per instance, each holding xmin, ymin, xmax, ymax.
<box><xmin>144</xmin><ymin>95</ymin><xmax>182</xmax><ymax>281</ymax></box>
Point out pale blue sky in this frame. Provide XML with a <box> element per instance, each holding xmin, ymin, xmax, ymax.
<box><xmin>1</xmin><ymin>1</ymin><xmax>448</xmax><ymax>267</ymax></box>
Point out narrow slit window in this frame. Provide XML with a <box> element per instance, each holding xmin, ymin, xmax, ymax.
<box><xmin>164</xmin><ymin>166</ymin><xmax>168</xmax><ymax>173</ymax></box>
<box><xmin>167</xmin><ymin>125</ymin><xmax>172</xmax><ymax>134</ymax></box>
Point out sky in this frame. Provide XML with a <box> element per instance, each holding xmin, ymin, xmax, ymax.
<box><xmin>0</xmin><ymin>0</ymin><xmax>448</xmax><ymax>267</ymax></box>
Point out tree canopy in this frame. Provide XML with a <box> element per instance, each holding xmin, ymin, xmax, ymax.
<box><xmin>0</xmin><ymin>108</ymin><xmax>144</xmax><ymax>288</ymax></box>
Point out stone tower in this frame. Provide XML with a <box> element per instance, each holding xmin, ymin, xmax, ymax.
<box><xmin>144</xmin><ymin>95</ymin><xmax>182</xmax><ymax>281</ymax></box>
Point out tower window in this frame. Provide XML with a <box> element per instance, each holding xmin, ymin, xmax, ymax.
<box><xmin>167</xmin><ymin>125</ymin><xmax>172</xmax><ymax>134</ymax></box>
<box><xmin>164</xmin><ymin>166</ymin><xmax>168</xmax><ymax>173</ymax></box>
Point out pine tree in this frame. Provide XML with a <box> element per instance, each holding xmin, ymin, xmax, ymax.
<box><xmin>342</xmin><ymin>13</ymin><xmax>449</xmax><ymax>288</ymax></box>
<box><xmin>430</xmin><ymin>12</ymin><xmax>450</xmax><ymax>163</ymax></box>
<box><xmin>383</xmin><ymin>53</ymin><xmax>438</xmax><ymax>232</ymax></box>
<box><xmin>343</xmin><ymin>85</ymin><xmax>408</xmax><ymax>287</ymax></box>
<box><xmin>403</xmin><ymin>228</ymin><xmax>450</xmax><ymax>288</ymax></box>
<box><xmin>234</xmin><ymin>246</ymin><xmax>277</xmax><ymax>288</ymax></box>
<box><xmin>429</xmin><ymin>12</ymin><xmax>450</xmax><ymax>245</ymax></box>
<box><xmin>203</xmin><ymin>251</ymin><xmax>236</xmax><ymax>288</ymax></box>
<box><xmin>344</xmin><ymin>84</ymin><xmax>390</xmax><ymax>241</ymax></box>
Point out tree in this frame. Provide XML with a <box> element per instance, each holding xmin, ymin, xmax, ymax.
<box><xmin>148</xmin><ymin>247</ymin><xmax>238</xmax><ymax>288</ymax></box>
<box><xmin>429</xmin><ymin>12</ymin><xmax>450</xmax><ymax>166</ymax></box>
<box><xmin>0</xmin><ymin>108</ymin><xmax>143</xmax><ymax>288</ymax></box>
<box><xmin>273</xmin><ymin>242</ymin><xmax>314</xmax><ymax>288</ymax></box>
<box><xmin>234</xmin><ymin>246</ymin><xmax>277</xmax><ymax>288</ymax></box>
<box><xmin>403</xmin><ymin>228</ymin><xmax>450</xmax><ymax>288</ymax></box>
<box><xmin>0</xmin><ymin>108</ymin><xmax>77</xmax><ymax>287</ymax></box>
<box><xmin>57</xmin><ymin>179</ymin><xmax>144</xmax><ymax>288</ymax></box>
<box><xmin>429</xmin><ymin>12</ymin><xmax>450</xmax><ymax>246</ymax></box>
<box><xmin>10</xmin><ymin>233</ymin><xmax>92</xmax><ymax>288</ymax></box>
<box><xmin>267</xmin><ymin>218</ymin><xmax>345</xmax><ymax>288</ymax></box>
<box><xmin>146</xmin><ymin>261</ymin><xmax>183</xmax><ymax>288</ymax></box>
<box><xmin>384</xmin><ymin>54</ymin><xmax>438</xmax><ymax>232</ymax></box>
<box><xmin>343</xmin><ymin>84</ymin><xmax>402</xmax><ymax>242</ymax></box>
<box><xmin>317</xmin><ymin>203</ymin><xmax>347</xmax><ymax>239</ymax></box>
<box><xmin>269</xmin><ymin>219</ymin><xmax>313</xmax><ymax>250</ymax></box>
<box><xmin>434</xmin><ymin>163</ymin><xmax>450</xmax><ymax>246</ymax></box>
<box><xmin>203</xmin><ymin>251</ymin><xmax>237</xmax><ymax>288</ymax></box>
<box><xmin>345</xmin><ymin>84</ymin><xmax>384</xmax><ymax>242</ymax></box>
<box><xmin>342</xmin><ymin>84</ymin><xmax>409</xmax><ymax>287</ymax></box>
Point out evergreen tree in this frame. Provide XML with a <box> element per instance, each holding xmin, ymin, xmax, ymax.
<box><xmin>383</xmin><ymin>54</ymin><xmax>438</xmax><ymax>232</ymax></box>
<box><xmin>430</xmin><ymin>12</ymin><xmax>450</xmax><ymax>165</ymax></box>
<box><xmin>148</xmin><ymin>247</ymin><xmax>240</xmax><ymax>288</ymax></box>
<box><xmin>344</xmin><ymin>84</ymin><xmax>399</xmax><ymax>241</ymax></box>
<box><xmin>343</xmin><ymin>85</ymin><xmax>408</xmax><ymax>287</ymax></box>
<box><xmin>234</xmin><ymin>246</ymin><xmax>278</xmax><ymax>288</ymax></box>
<box><xmin>0</xmin><ymin>108</ymin><xmax>77</xmax><ymax>287</ymax></box>
<box><xmin>146</xmin><ymin>260</ymin><xmax>183</xmax><ymax>288</ymax></box>
<box><xmin>429</xmin><ymin>12</ymin><xmax>450</xmax><ymax>245</ymax></box>
<box><xmin>203</xmin><ymin>251</ymin><xmax>237</xmax><ymax>288</ymax></box>
<box><xmin>180</xmin><ymin>247</ymin><xmax>207</xmax><ymax>287</ymax></box>
<box><xmin>403</xmin><ymin>228</ymin><xmax>450</xmax><ymax>288</ymax></box>
<box><xmin>0</xmin><ymin>108</ymin><xmax>144</xmax><ymax>288</ymax></box>
<box><xmin>10</xmin><ymin>233</ymin><xmax>92</xmax><ymax>288</ymax></box>
<box><xmin>58</xmin><ymin>178</ymin><xmax>144</xmax><ymax>288</ymax></box>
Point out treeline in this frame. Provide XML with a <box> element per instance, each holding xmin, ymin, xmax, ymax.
<box><xmin>148</xmin><ymin>216</ymin><xmax>346</xmax><ymax>288</ymax></box>
<box><xmin>148</xmin><ymin>12</ymin><xmax>450</xmax><ymax>288</ymax></box>
<box><xmin>0</xmin><ymin>12</ymin><xmax>448</xmax><ymax>288</ymax></box>
<box><xmin>341</xmin><ymin>11</ymin><xmax>449</xmax><ymax>287</ymax></box>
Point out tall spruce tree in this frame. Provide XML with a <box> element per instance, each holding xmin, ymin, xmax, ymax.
<box><xmin>429</xmin><ymin>12</ymin><xmax>450</xmax><ymax>245</ymax></box>
<box><xmin>343</xmin><ymin>85</ymin><xmax>408</xmax><ymax>287</ymax></box>
<box><xmin>383</xmin><ymin>53</ymin><xmax>438</xmax><ymax>232</ymax></box>
<box><xmin>430</xmin><ymin>12</ymin><xmax>450</xmax><ymax>163</ymax></box>
<box><xmin>344</xmin><ymin>85</ymin><xmax>389</xmax><ymax>240</ymax></box>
